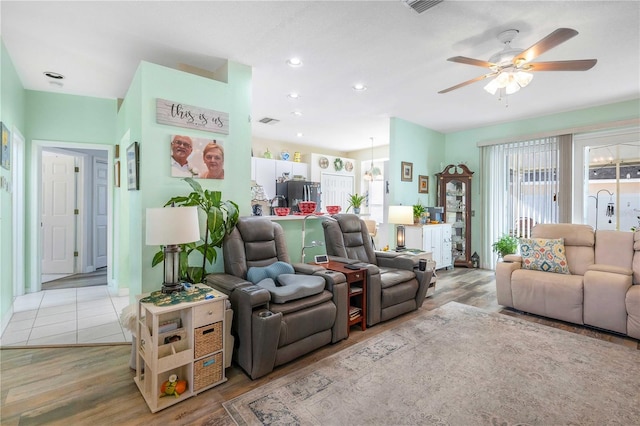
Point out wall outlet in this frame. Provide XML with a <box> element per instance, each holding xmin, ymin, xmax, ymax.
<box><xmin>471</xmin><ymin>210</ymin><xmax>475</xmax><ymax>217</ymax></box>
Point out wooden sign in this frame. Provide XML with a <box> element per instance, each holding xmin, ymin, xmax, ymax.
<box><xmin>156</xmin><ymin>98</ymin><xmax>229</xmax><ymax>135</ymax></box>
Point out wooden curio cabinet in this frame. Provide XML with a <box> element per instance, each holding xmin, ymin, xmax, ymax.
<box><xmin>437</xmin><ymin>164</ymin><xmax>474</xmax><ymax>268</ymax></box>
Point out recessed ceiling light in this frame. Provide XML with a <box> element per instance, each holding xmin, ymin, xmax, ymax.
<box><xmin>287</xmin><ymin>57</ymin><xmax>303</xmax><ymax>67</ymax></box>
<box><xmin>297</xmin><ymin>132</ymin><xmax>304</xmax><ymax>138</ymax></box>
<box><xmin>291</xmin><ymin>111</ymin><xmax>302</xmax><ymax>116</ymax></box>
<box><xmin>288</xmin><ymin>92</ymin><xmax>300</xmax><ymax>99</ymax></box>
<box><xmin>44</xmin><ymin>71</ymin><xmax>65</xmax><ymax>80</ymax></box>
<box><xmin>352</xmin><ymin>83</ymin><xmax>367</xmax><ymax>91</ymax></box>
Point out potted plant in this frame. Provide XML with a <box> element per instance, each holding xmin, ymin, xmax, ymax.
<box><xmin>152</xmin><ymin>178</ymin><xmax>239</xmax><ymax>283</ymax></box>
<box><xmin>413</xmin><ymin>202</ymin><xmax>427</xmax><ymax>224</ymax></box>
<box><xmin>492</xmin><ymin>234</ymin><xmax>519</xmax><ymax>258</ymax></box>
<box><xmin>346</xmin><ymin>193</ymin><xmax>366</xmax><ymax>214</ymax></box>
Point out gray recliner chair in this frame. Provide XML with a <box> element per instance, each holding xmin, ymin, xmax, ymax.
<box><xmin>322</xmin><ymin>214</ymin><xmax>433</xmax><ymax>327</ymax></box>
<box><xmin>205</xmin><ymin>217</ymin><xmax>348</xmax><ymax>379</ymax></box>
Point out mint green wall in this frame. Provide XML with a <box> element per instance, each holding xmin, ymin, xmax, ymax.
<box><xmin>389</xmin><ymin>117</ymin><xmax>445</xmax><ymax>207</ymax></box>
<box><xmin>442</xmin><ymin>98</ymin><xmax>640</xmax><ymax>263</ymax></box>
<box><xmin>1</xmin><ymin>40</ymin><xmax>26</xmax><ymax>324</ymax></box>
<box><xmin>118</xmin><ymin>61</ymin><xmax>252</xmax><ymax>295</ymax></box>
<box><xmin>23</xmin><ymin>91</ymin><xmax>117</xmax><ymax>289</ymax></box>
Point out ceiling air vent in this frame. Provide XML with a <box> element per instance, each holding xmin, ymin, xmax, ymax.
<box><xmin>402</xmin><ymin>0</ymin><xmax>443</xmax><ymax>14</ymax></box>
<box><xmin>258</xmin><ymin>117</ymin><xmax>280</xmax><ymax>125</ymax></box>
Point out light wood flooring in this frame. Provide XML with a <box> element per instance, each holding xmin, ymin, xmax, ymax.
<box><xmin>1</xmin><ymin>268</ymin><xmax>637</xmax><ymax>426</ymax></box>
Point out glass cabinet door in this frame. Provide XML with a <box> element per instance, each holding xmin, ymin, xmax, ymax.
<box><xmin>437</xmin><ymin>164</ymin><xmax>474</xmax><ymax>267</ymax></box>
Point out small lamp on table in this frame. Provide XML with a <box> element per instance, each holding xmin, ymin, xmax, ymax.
<box><xmin>388</xmin><ymin>205</ymin><xmax>413</xmax><ymax>251</ymax></box>
<box><xmin>146</xmin><ymin>206</ymin><xmax>200</xmax><ymax>294</ymax></box>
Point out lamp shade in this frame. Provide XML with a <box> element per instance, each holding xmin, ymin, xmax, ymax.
<box><xmin>146</xmin><ymin>206</ymin><xmax>200</xmax><ymax>246</ymax></box>
<box><xmin>388</xmin><ymin>205</ymin><xmax>413</xmax><ymax>225</ymax></box>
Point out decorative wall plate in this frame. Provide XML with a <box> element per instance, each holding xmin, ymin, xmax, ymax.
<box><xmin>334</xmin><ymin>158</ymin><xmax>344</xmax><ymax>171</ymax></box>
<box><xmin>344</xmin><ymin>161</ymin><xmax>353</xmax><ymax>172</ymax></box>
<box><xmin>319</xmin><ymin>157</ymin><xmax>329</xmax><ymax>169</ymax></box>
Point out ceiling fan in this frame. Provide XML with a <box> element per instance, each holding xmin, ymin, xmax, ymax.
<box><xmin>438</xmin><ymin>28</ymin><xmax>597</xmax><ymax>95</ymax></box>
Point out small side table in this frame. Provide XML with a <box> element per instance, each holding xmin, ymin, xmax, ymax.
<box><xmin>313</xmin><ymin>261</ymin><xmax>367</xmax><ymax>335</ymax></box>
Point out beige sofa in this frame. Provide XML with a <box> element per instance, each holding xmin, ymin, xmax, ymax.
<box><xmin>496</xmin><ymin>224</ymin><xmax>640</xmax><ymax>339</ymax></box>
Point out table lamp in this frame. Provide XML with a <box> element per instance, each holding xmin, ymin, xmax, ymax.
<box><xmin>388</xmin><ymin>205</ymin><xmax>413</xmax><ymax>251</ymax></box>
<box><xmin>146</xmin><ymin>206</ymin><xmax>200</xmax><ymax>294</ymax></box>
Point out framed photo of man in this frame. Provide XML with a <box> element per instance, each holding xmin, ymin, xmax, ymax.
<box><xmin>170</xmin><ymin>135</ymin><xmax>225</xmax><ymax>179</ymax></box>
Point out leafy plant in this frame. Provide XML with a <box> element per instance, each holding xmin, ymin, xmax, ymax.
<box><xmin>492</xmin><ymin>234</ymin><xmax>519</xmax><ymax>258</ymax></box>
<box><xmin>346</xmin><ymin>193</ymin><xmax>366</xmax><ymax>212</ymax></box>
<box><xmin>152</xmin><ymin>178</ymin><xmax>239</xmax><ymax>283</ymax></box>
<box><xmin>413</xmin><ymin>201</ymin><xmax>426</xmax><ymax>220</ymax></box>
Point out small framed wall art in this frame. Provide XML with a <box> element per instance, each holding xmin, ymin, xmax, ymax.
<box><xmin>127</xmin><ymin>141</ymin><xmax>139</xmax><ymax>190</ymax></box>
<box><xmin>418</xmin><ymin>175</ymin><xmax>429</xmax><ymax>193</ymax></box>
<box><xmin>1</xmin><ymin>122</ymin><xmax>10</xmax><ymax>170</ymax></box>
<box><xmin>401</xmin><ymin>161</ymin><xmax>413</xmax><ymax>182</ymax></box>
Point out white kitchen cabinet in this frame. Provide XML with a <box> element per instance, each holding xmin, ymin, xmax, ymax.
<box><xmin>251</xmin><ymin>157</ymin><xmax>309</xmax><ymax>201</ymax></box>
<box><xmin>405</xmin><ymin>224</ymin><xmax>453</xmax><ymax>270</ymax></box>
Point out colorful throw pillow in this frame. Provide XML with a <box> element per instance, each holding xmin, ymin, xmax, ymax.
<box><xmin>520</xmin><ymin>238</ymin><xmax>570</xmax><ymax>274</ymax></box>
<box><xmin>247</xmin><ymin>261</ymin><xmax>295</xmax><ymax>284</ymax></box>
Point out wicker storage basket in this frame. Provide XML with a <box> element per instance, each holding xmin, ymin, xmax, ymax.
<box><xmin>193</xmin><ymin>352</ymin><xmax>223</xmax><ymax>391</ymax></box>
<box><xmin>194</xmin><ymin>321</ymin><xmax>223</xmax><ymax>359</ymax></box>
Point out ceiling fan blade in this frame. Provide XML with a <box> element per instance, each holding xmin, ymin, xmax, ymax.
<box><xmin>514</xmin><ymin>28</ymin><xmax>579</xmax><ymax>65</ymax></box>
<box><xmin>438</xmin><ymin>72</ymin><xmax>498</xmax><ymax>94</ymax></box>
<box><xmin>447</xmin><ymin>56</ymin><xmax>496</xmax><ymax>69</ymax></box>
<box><xmin>526</xmin><ymin>59</ymin><xmax>597</xmax><ymax>71</ymax></box>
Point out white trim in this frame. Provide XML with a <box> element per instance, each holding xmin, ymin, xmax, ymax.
<box><xmin>477</xmin><ymin>118</ymin><xmax>640</xmax><ymax>147</ymax></box>
<box><xmin>11</xmin><ymin>127</ymin><xmax>26</xmax><ymax>297</ymax></box>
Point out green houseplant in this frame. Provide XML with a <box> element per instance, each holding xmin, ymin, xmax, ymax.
<box><xmin>152</xmin><ymin>178</ymin><xmax>239</xmax><ymax>283</ymax></box>
<box><xmin>346</xmin><ymin>193</ymin><xmax>366</xmax><ymax>214</ymax></box>
<box><xmin>413</xmin><ymin>202</ymin><xmax>427</xmax><ymax>223</ymax></box>
<box><xmin>492</xmin><ymin>234</ymin><xmax>519</xmax><ymax>258</ymax></box>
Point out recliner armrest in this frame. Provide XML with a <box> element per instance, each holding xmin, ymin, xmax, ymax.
<box><xmin>327</xmin><ymin>255</ymin><xmax>358</xmax><ymax>264</ymax></box>
<box><xmin>375</xmin><ymin>252</ymin><xmax>415</xmax><ymax>271</ymax></box>
<box><xmin>293</xmin><ymin>262</ymin><xmax>324</xmax><ymax>275</ymax></box>
<box><xmin>206</xmin><ymin>273</ymin><xmax>254</xmax><ymax>295</ymax></box>
<box><xmin>587</xmin><ymin>264</ymin><xmax>633</xmax><ymax>276</ymax></box>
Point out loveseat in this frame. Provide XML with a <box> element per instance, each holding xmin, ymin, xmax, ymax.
<box><xmin>496</xmin><ymin>224</ymin><xmax>640</xmax><ymax>339</ymax></box>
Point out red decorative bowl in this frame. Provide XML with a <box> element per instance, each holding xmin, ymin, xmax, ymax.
<box><xmin>326</xmin><ymin>205</ymin><xmax>341</xmax><ymax>215</ymax></box>
<box><xmin>298</xmin><ymin>201</ymin><xmax>317</xmax><ymax>214</ymax></box>
<box><xmin>274</xmin><ymin>207</ymin><xmax>290</xmax><ymax>216</ymax></box>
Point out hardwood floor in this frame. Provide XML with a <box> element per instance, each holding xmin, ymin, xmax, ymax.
<box><xmin>1</xmin><ymin>268</ymin><xmax>637</xmax><ymax>425</ymax></box>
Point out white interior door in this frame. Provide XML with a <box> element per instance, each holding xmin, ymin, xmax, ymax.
<box><xmin>42</xmin><ymin>152</ymin><xmax>76</xmax><ymax>274</ymax></box>
<box><xmin>94</xmin><ymin>158</ymin><xmax>108</xmax><ymax>269</ymax></box>
<box><xmin>320</xmin><ymin>173</ymin><xmax>354</xmax><ymax>212</ymax></box>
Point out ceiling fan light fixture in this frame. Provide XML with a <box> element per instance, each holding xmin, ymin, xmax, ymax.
<box><xmin>505</xmin><ymin>79</ymin><xmax>521</xmax><ymax>95</ymax></box>
<box><xmin>483</xmin><ymin>78</ymin><xmax>500</xmax><ymax>95</ymax></box>
<box><xmin>514</xmin><ymin>71</ymin><xmax>533</xmax><ymax>88</ymax></box>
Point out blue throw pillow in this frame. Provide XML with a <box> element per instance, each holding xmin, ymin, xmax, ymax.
<box><xmin>247</xmin><ymin>261</ymin><xmax>295</xmax><ymax>284</ymax></box>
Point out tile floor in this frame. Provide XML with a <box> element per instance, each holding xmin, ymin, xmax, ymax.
<box><xmin>1</xmin><ymin>286</ymin><xmax>132</xmax><ymax>346</ymax></box>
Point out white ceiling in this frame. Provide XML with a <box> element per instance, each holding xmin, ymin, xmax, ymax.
<box><xmin>2</xmin><ymin>1</ymin><xmax>639</xmax><ymax>152</ymax></box>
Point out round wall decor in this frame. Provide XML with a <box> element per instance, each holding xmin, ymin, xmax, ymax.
<box><xmin>334</xmin><ymin>158</ymin><xmax>344</xmax><ymax>171</ymax></box>
<box><xmin>344</xmin><ymin>161</ymin><xmax>353</xmax><ymax>172</ymax></box>
<box><xmin>319</xmin><ymin>157</ymin><xmax>329</xmax><ymax>169</ymax></box>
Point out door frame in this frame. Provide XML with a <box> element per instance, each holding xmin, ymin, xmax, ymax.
<box><xmin>12</xmin><ymin>127</ymin><xmax>26</xmax><ymax>297</ymax></box>
<box><xmin>30</xmin><ymin>140</ymin><xmax>114</xmax><ymax>293</ymax></box>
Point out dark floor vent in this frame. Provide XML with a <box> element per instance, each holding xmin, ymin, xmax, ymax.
<box><xmin>403</xmin><ymin>0</ymin><xmax>444</xmax><ymax>14</ymax></box>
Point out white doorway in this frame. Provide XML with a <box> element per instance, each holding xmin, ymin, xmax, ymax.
<box><xmin>30</xmin><ymin>141</ymin><xmax>113</xmax><ymax>293</ymax></box>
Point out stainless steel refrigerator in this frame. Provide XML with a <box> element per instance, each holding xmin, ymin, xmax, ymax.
<box><xmin>276</xmin><ymin>181</ymin><xmax>322</xmax><ymax>213</ymax></box>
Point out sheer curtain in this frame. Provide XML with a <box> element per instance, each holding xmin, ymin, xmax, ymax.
<box><xmin>481</xmin><ymin>135</ymin><xmax>571</xmax><ymax>269</ymax></box>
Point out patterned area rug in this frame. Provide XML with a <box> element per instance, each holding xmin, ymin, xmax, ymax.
<box><xmin>224</xmin><ymin>302</ymin><xmax>640</xmax><ymax>425</ymax></box>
